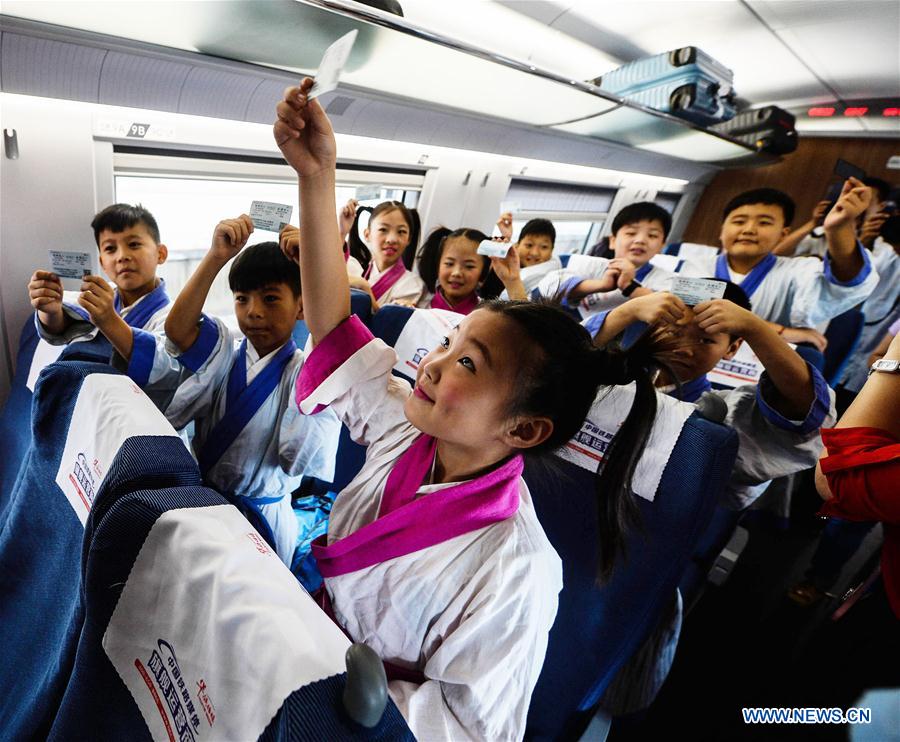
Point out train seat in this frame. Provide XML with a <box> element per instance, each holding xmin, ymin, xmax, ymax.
<box><xmin>823</xmin><ymin>308</ymin><xmax>865</xmax><ymax>386</ymax></box>
<box><xmin>525</xmin><ymin>408</ymin><xmax>738</xmax><ymax>740</ymax></box>
<box><xmin>0</xmin><ymin>360</ymin><xmax>198</xmax><ymax>740</ymax></box>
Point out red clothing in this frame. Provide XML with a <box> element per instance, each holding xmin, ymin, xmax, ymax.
<box><xmin>819</xmin><ymin>426</ymin><xmax>900</xmax><ymax>618</ymax></box>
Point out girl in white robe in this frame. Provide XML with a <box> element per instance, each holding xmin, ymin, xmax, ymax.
<box><xmin>345</xmin><ymin>201</ymin><xmax>426</xmax><ymax>306</ymax></box>
<box><xmin>274</xmin><ymin>79</ymin><xmax>662</xmax><ymax>741</ymax></box>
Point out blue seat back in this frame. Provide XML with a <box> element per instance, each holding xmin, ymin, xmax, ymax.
<box><xmin>0</xmin><ymin>361</ymin><xmax>199</xmax><ymax>740</ymax></box>
<box><xmin>51</xmin><ymin>482</ymin><xmax>412</xmax><ymax>741</ymax></box>
<box><xmin>0</xmin><ymin>317</ymin><xmax>40</xmax><ymax>506</ymax></box>
<box><xmin>823</xmin><ymin>309</ymin><xmax>865</xmax><ymax>386</ymax></box>
<box><xmin>525</xmin><ymin>412</ymin><xmax>738</xmax><ymax>740</ymax></box>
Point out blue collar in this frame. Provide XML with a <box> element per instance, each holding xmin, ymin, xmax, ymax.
<box><xmin>114</xmin><ymin>280</ymin><xmax>170</xmax><ymax>329</ymax></box>
<box><xmin>197</xmin><ymin>338</ymin><xmax>298</xmax><ymax>478</ymax></box>
<box><xmin>715</xmin><ymin>252</ymin><xmax>777</xmax><ymax>299</ymax></box>
<box><xmin>666</xmin><ymin>374</ymin><xmax>712</xmax><ymax>403</ymax></box>
<box><xmin>635</xmin><ymin>263</ymin><xmax>654</xmax><ymax>282</ymax></box>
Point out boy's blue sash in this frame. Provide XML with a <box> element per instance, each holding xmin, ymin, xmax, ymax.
<box><xmin>667</xmin><ymin>374</ymin><xmax>712</xmax><ymax>403</ymax></box>
<box><xmin>715</xmin><ymin>252</ymin><xmax>777</xmax><ymax>299</ymax></box>
<box><xmin>114</xmin><ymin>281</ymin><xmax>170</xmax><ymax>329</ymax></box>
<box><xmin>197</xmin><ymin>339</ymin><xmax>298</xmax><ymax>478</ymax></box>
<box><xmin>635</xmin><ymin>263</ymin><xmax>654</xmax><ymax>282</ymax></box>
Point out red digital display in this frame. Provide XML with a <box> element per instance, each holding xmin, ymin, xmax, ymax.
<box><xmin>808</xmin><ymin>107</ymin><xmax>836</xmax><ymax>117</ymax></box>
<box><xmin>884</xmin><ymin>108</ymin><xmax>900</xmax><ymax>117</ymax></box>
<box><xmin>843</xmin><ymin>107</ymin><xmax>869</xmax><ymax>116</ymax></box>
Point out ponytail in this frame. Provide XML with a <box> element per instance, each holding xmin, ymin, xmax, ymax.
<box><xmin>347</xmin><ymin>206</ymin><xmax>373</xmax><ymax>272</ymax></box>
<box><xmin>481</xmin><ymin>299</ymin><xmax>659</xmax><ymax>581</ymax></box>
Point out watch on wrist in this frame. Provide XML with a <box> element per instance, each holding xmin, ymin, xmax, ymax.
<box><xmin>868</xmin><ymin>359</ymin><xmax>900</xmax><ymax>376</ymax></box>
<box><xmin>621</xmin><ymin>279</ymin><xmax>643</xmax><ymax>298</ymax></box>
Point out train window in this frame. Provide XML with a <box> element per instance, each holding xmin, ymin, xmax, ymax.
<box><xmin>113</xmin><ymin>156</ymin><xmax>422</xmax><ymax>320</ymax></box>
<box><xmin>504</xmin><ymin>178</ymin><xmax>614</xmax><ymax>254</ymax></box>
<box><xmin>655</xmin><ymin>192</ymin><xmax>681</xmax><ymax>214</ymax></box>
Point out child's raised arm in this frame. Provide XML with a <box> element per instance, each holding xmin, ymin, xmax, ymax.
<box><xmin>165</xmin><ymin>215</ymin><xmax>253</xmax><ymax>352</ymax></box>
<box><xmin>275</xmin><ymin>78</ymin><xmax>349</xmax><ymax>344</ymax></box>
<box><xmin>823</xmin><ymin>177</ymin><xmax>871</xmax><ymax>281</ymax></box>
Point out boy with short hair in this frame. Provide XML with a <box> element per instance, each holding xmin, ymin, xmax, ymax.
<box><xmin>27</xmin><ymin>203</ymin><xmax>170</xmax><ymax>381</ymax></box>
<box><xmin>515</xmin><ymin>218</ymin><xmax>556</xmax><ymax>267</ymax></box>
<box><xmin>137</xmin><ymin>216</ymin><xmax>340</xmax><ymax>564</ymax></box>
<box><xmin>509</xmin><ymin>202</ymin><xmax>674</xmax><ymax>317</ymax></box>
<box><xmin>585</xmin><ymin>284</ymin><xmax>836</xmax><ymax>509</ymax></box>
<box><xmin>674</xmin><ymin>181</ymin><xmax>879</xmax><ymax>331</ymax></box>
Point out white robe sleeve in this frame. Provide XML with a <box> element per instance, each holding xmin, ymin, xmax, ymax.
<box><xmin>715</xmin><ymin>363</ymin><xmax>837</xmax><ymax>509</ymax></box>
<box><xmin>387</xmin><ymin>534</ymin><xmax>560</xmax><ymax>742</ymax></box>
<box><xmin>295</xmin><ymin>315</ymin><xmax>417</xmax><ymax>459</ymax></box>
<box><xmin>788</xmin><ymin>245</ymin><xmax>879</xmax><ymax>327</ymax></box>
<box><xmin>34</xmin><ymin>301</ymin><xmax>99</xmax><ymax>345</ymax></box>
<box><xmin>159</xmin><ymin>315</ymin><xmax>236</xmax><ymax>430</ymax></box>
<box><xmin>278</xmin><ymin>363</ymin><xmax>341</xmax><ymax>483</ymax></box>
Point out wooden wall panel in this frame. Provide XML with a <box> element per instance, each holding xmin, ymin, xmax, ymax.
<box><xmin>683</xmin><ymin>137</ymin><xmax>900</xmax><ymax>245</ymax></box>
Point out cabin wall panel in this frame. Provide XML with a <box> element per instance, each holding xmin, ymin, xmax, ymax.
<box><xmin>0</xmin><ymin>95</ymin><xmax>101</xmax><ymax>405</ymax></box>
<box><xmin>683</xmin><ymin>137</ymin><xmax>900</xmax><ymax>245</ymax></box>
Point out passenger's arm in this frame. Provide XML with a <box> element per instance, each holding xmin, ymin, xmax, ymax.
<box><xmin>773</xmin><ymin>200</ymin><xmax>831</xmax><ymax>257</ymax></box>
<box><xmin>338</xmin><ymin>198</ymin><xmax>359</xmax><ymax>244</ymax></box>
<box><xmin>489</xmin><ymin>245</ymin><xmax>525</xmax><ymax>300</ymax></box>
<box><xmin>822</xmin><ymin>177</ymin><xmax>871</xmax><ymax>282</ymax></box>
<box><xmin>78</xmin><ymin>275</ymin><xmax>134</xmax><ymax>359</ymax></box>
<box><xmin>868</xmin><ymin>330</ymin><xmax>896</xmax><ymax>367</ymax></box>
<box><xmin>28</xmin><ymin>270</ymin><xmax>71</xmax><ymax>334</ymax></box>
<box><xmin>275</xmin><ymin>78</ymin><xmax>348</xmax><ymax>344</ymax></box>
<box><xmin>165</xmin><ymin>215</ymin><xmax>253</xmax><ymax>352</ymax></box>
<box><xmin>694</xmin><ymin>299</ymin><xmax>814</xmax><ymax>419</ymax></box>
<box><xmin>832</xmin><ymin>331</ymin><xmax>900</xmax><ymax>438</ymax></box>
<box><xmin>590</xmin><ymin>291</ymin><xmax>686</xmax><ymax>347</ymax></box>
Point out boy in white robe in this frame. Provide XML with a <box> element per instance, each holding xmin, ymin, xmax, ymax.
<box><xmin>672</xmin><ymin>183</ymin><xmax>879</xmax><ymax>335</ymax></box>
<box><xmin>134</xmin><ymin>218</ymin><xmax>340</xmax><ymax>565</ymax></box>
<box><xmin>27</xmin><ymin>203</ymin><xmax>171</xmax><ymax>387</ymax></box>
<box><xmin>584</xmin><ymin>284</ymin><xmax>836</xmax><ymax>509</ymax></box>
<box><xmin>525</xmin><ymin>202</ymin><xmax>679</xmax><ymax>317</ymax></box>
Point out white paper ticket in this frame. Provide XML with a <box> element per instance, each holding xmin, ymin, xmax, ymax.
<box><xmin>355</xmin><ymin>184</ymin><xmax>383</xmax><ymax>201</ymax></box>
<box><xmin>670</xmin><ymin>276</ymin><xmax>727</xmax><ymax>306</ymax></box>
<box><xmin>477</xmin><ymin>240</ymin><xmax>513</xmax><ymax>259</ymax></box>
<box><xmin>49</xmin><ymin>249</ymin><xmax>102</xmax><ymax>290</ymax></box>
<box><xmin>309</xmin><ymin>30</ymin><xmax>358</xmax><ymax>99</ymax></box>
<box><xmin>249</xmin><ymin>201</ymin><xmax>293</xmax><ymax>233</ymax></box>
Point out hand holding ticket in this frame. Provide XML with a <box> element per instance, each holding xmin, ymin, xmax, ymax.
<box><xmin>249</xmin><ymin>201</ymin><xmax>294</xmax><ymax>233</ymax></box>
<box><xmin>476</xmin><ymin>240</ymin><xmax>514</xmax><ymax>259</ymax></box>
<box><xmin>309</xmin><ymin>30</ymin><xmax>358</xmax><ymax>99</ymax></box>
<box><xmin>48</xmin><ymin>249</ymin><xmax>102</xmax><ymax>290</ymax></box>
<box><xmin>670</xmin><ymin>276</ymin><xmax>727</xmax><ymax>306</ymax></box>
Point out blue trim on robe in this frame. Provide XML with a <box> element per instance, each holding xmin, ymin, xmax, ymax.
<box><xmin>176</xmin><ymin>314</ymin><xmax>220</xmax><ymax>373</ymax></box>
<box><xmin>558</xmin><ymin>275</ymin><xmax>583</xmax><ymax>306</ymax></box>
<box><xmin>61</xmin><ymin>302</ymin><xmax>91</xmax><ymax>322</ymax></box>
<box><xmin>666</xmin><ymin>374</ymin><xmax>712</xmax><ymax>403</ymax></box>
<box><xmin>715</xmin><ymin>252</ymin><xmax>777</xmax><ymax>299</ymax></box>
<box><xmin>823</xmin><ymin>240</ymin><xmax>873</xmax><ymax>287</ymax></box>
<box><xmin>664</xmin><ymin>242</ymin><xmax>682</xmax><ymax>256</ymax></box>
<box><xmin>582</xmin><ymin>310</ymin><xmax>611</xmax><ymax>338</ymax></box>
<box><xmin>635</xmin><ymin>263</ymin><xmax>654</xmax><ymax>282</ymax></box>
<box><xmin>559</xmin><ymin>254</ymin><xmax>571</xmax><ymax>268</ymax></box>
<box><xmin>126</xmin><ymin>328</ymin><xmax>157</xmax><ymax>387</ymax></box>
<box><xmin>755</xmin><ymin>362</ymin><xmax>831</xmax><ymax>435</ymax></box>
<box><xmin>115</xmin><ymin>280</ymin><xmax>170</xmax><ymax>329</ymax></box>
<box><xmin>196</xmin><ymin>338</ymin><xmax>298</xmax><ymax>479</ymax></box>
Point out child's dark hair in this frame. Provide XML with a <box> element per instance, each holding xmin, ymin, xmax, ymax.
<box><xmin>347</xmin><ymin>201</ymin><xmax>417</xmax><ymax>273</ymax></box>
<box><xmin>862</xmin><ymin>177</ymin><xmax>891</xmax><ymax>203</ymax></box>
<box><xmin>518</xmin><ymin>218</ymin><xmax>556</xmax><ymax>245</ymax></box>
<box><xmin>91</xmin><ymin>203</ymin><xmax>161</xmax><ymax>246</ymax></box>
<box><xmin>722</xmin><ymin>188</ymin><xmax>795</xmax><ymax>227</ymax></box>
<box><xmin>228</xmin><ymin>241</ymin><xmax>301</xmax><ymax>297</ymax></box>
<box><xmin>481</xmin><ymin>299</ymin><xmax>659</xmax><ymax>581</ymax></box>
<box><xmin>611</xmin><ymin>202</ymin><xmax>672</xmax><ymax>239</ymax></box>
<box><xmin>417</xmin><ymin>227</ymin><xmax>491</xmax><ymax>294</ymax></box>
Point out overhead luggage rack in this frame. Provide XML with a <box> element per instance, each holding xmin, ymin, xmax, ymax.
<box><xmin>294</xmin><ymin>0</ymin><xmax>780</xmax><ymax>166</ymax></box>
